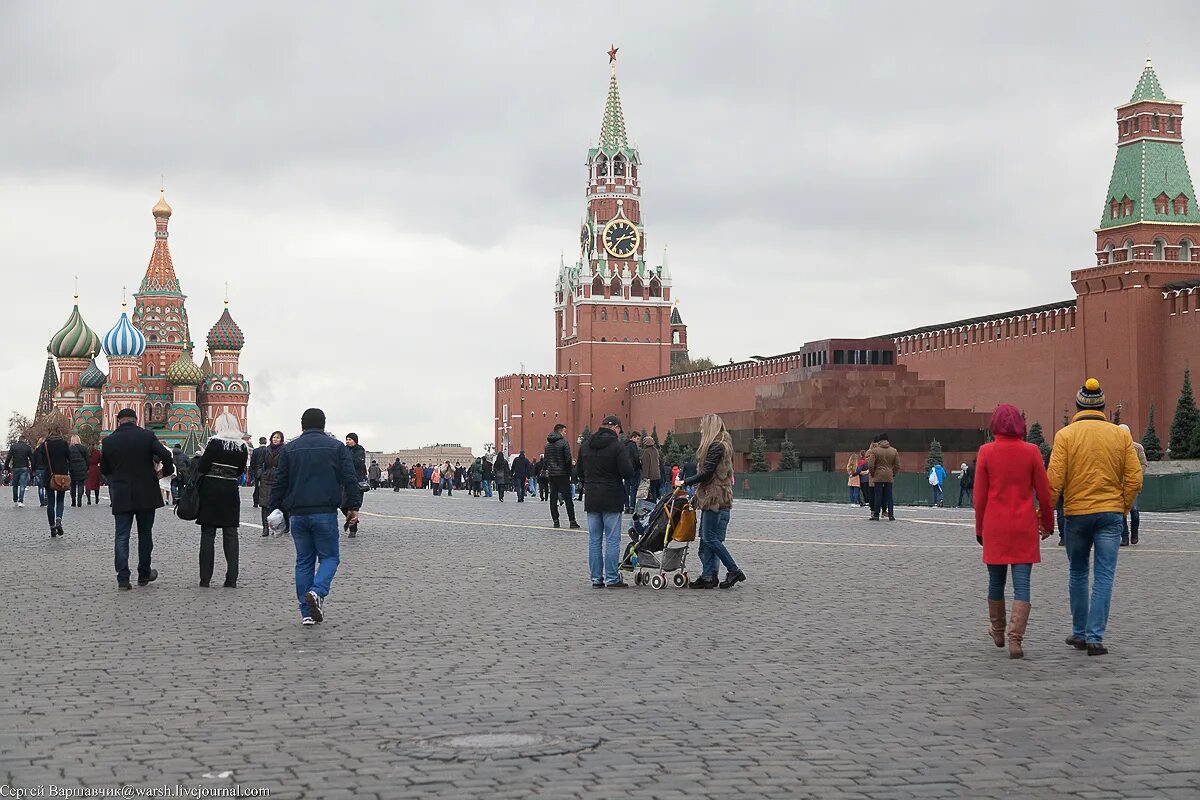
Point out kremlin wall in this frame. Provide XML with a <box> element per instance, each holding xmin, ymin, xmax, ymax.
<box><xmin>496</xmin><ymin>57</ymin><xmax>1200</xmax><ymax>471</ymax></box>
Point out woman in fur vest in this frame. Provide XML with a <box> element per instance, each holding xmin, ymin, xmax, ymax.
<box><xmin>683</xmin><ymin>413</ymin><xmax>746</xmax><ymax>589</ymax></box>
<box><xmin>195</xmin><ymin>413</ymin><xmax>247</xmax><ymax>588</ymax></box>
<box><xmin>974</xmin><ymin>404</ymin><xmax>1054</xmax><ymax>658</ymax></box>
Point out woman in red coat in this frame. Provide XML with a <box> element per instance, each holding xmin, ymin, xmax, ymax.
<box><xmin>974</xmin><ymin>404</ymin><xmax>1054</xmax><ymax>659</ymax></box>
<box><xmin>84</xmin><ymin>445</ymin><xmax>103</xmax><ymax>506</ymax></box>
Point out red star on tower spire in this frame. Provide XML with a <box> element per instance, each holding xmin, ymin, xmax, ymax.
<box><xmin>608</xmin><ymin>45</ymin><xmax>618</xmax><ymax>65</ymax></box>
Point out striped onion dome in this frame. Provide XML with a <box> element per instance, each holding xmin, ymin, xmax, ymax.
<box><xmin>79</xmin><ymin>357</ymin><xmax>107</xmax><ymax>389</ymax></box>
<box><xmin>102</xmin><ymin>307</ymin><xmax>147</xmax><ymax>357</ymax></box>
<box><xmin>166</xmin><ymin>349</ymin><xmax>204</xmax><ymax>386</ymax></box>
<box><xmin>206</xmin><ymin>306</ymin><xmax>244</xmax><ymax>351</ymax></box>
<box><xmin>49</xmin><ymin>302</ymin><xmax>101</xmax><ymax>359</ymax></box>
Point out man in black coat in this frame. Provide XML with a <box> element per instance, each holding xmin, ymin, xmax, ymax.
<box><xmin>542</xmin><ymin>424</ymin><xmax>579</xmax><ymax>529</ymax></box>
<box><xmin>248</xmin><ymin>436</ymin><xmax>269</xmax><ymax>507</ymax></box>
<box><xmin>511</xmin><ymin>450</ymin><xmax>531</xmax><ymax>502</ymax></box>
<box><xmin>576</xmin><ymin>415</ymin><xmax>634</xmax><ymax>588</ymax></box>
<box><xmin>100</xmin><ymin>408</ymin><xmax>174</xmax><ymax>590</ymax></box>
<box><xmin>622</xmin><ymin>430</ymin><xmax>642</xmax><ymax>513</ymax></box>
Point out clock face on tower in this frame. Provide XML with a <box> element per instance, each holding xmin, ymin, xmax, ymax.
<box><xmin>602</xmin><ymin>219</ymin><xmax>640</xmax><ymax>259</ymax></box>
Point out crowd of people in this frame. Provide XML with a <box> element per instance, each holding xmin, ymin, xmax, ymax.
<box><xmin>2</xmin><ymin>375</ymin><xmax>1148</xmax><ymax>648</ymax></box>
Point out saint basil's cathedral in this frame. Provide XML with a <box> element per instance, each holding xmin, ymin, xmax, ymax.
<box><xmin>39</xmin><ymin>192</ymin><xmax>249</xmax><ymax>449</ymax></box>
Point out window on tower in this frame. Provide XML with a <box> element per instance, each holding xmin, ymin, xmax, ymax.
<box><xmin>1133</xmin><ymin>116</ymin><xmax>1141</xmax><ymax>132</ymax></box>
<box><xmin>600</xmin><ymin>308</ymin><xmax>607</xmax><ymax>320</ymax></box>
<box><xmin>614</xmin><ymin>155</ymin><xmax>626</xmax><ymax>176</ymax></box>
<box><xmin>1156</xmin><ymin>193</ymin><xmax>1170</xmax><ymax>215</ymax></box>
<box><xmin>596</xmin><ymin>155</ymin><xmax>608</xmax><ymax>177</ymax></box>
<box><xmin>1154</xmin><ymin>238</ymin><xmax>1166</xmax><ymax>260</ymax></box>
<box><xmin>1153</xmin><ymin>114</ymin><xmax>1160</xmax><ymax>131</ymax></box>
<box><xmin>1175</xmin><ymin>194</ymin><xmax>1189</xmax><ymax>215</ymax></box>
<box><xmin>1180</xmin><ymin>239</ymin><xmax>1193</xmax><ymax>261</ymax></box>
<box><xmin>623</xmin><ymin>310</ymin><xmax>629</xmax><ymax>322</ymax></box>
<box><xmin>1168</xmin><ymin>115</ymin><xmax>1177</xmax><ymax>133</ymax></box>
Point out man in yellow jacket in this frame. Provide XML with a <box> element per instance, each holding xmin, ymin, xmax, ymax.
<box><xmin>1047</xmin><ymin>378</ymin><xmax>1143</xmax><ymax>656</ymax></box>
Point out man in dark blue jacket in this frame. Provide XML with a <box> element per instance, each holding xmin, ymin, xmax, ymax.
<box><xmin>269</xmin><ymin>408</ymin><xmax>362</xmax><ymax>626</ymax></box>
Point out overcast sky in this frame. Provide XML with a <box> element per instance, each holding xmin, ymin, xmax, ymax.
<box><xmin>3</xmin><ymin>2</ymin><xmax>1199</xmax><ymax>451</ymax></box>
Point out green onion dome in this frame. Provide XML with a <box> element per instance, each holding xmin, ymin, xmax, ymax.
<box><xmin>167</xmin><ymin>349</ymin><xmax>204</xmax><ymax>386</ymax></box>
<box><xmin>49</xmin><ymin>302</ymin><xmax>101</xmax><ymax>359</ymax></box>
<box><xmin>79</xmin><ymin>357</ymin><xmax>107</xmax><ymax>389</ymax></box>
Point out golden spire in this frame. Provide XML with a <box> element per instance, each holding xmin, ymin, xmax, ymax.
<box><xmin>152</xmin><ymin>190</ymin><xmax>172</xmax><ymax>219</ymax></box>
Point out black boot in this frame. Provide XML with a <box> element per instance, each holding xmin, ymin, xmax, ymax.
<box><xmin>689</xmin><ymin>575</ymin><xmax>718</xmax><ymax>589</ymax></box>
<box><xmin>719</xmin><ymin>570</ymin><xmax>747</xmax><ymax>589</ymax></box>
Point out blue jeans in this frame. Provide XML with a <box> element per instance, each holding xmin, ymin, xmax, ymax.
<box><xmin>958</xmin><ymin>486</ymin><xmax>972</xmax><ymax>507</ymax></box>
<box><xmin>483</xmin><ymin>480</ymin><xmax>492</xmax><ymax>497</ymax></box>
<box><xmin>699</xmin><ymin>507</ymin><xmax>738</xmax><ymax>579</ymax></box>
<box><xmin>1065</xmin><ymin>512</ymin><xmax>1123</xmax><ymax>644</ymax></box>
<box><xmin>1122</xmin><ymin>495</ymin><xmax>1140</xmax><ymax>539</ymax></box>
<box><xmin>36</xmin><ymin>469</ymin><xmax>48</xmax><ymax>505</ymax></box>
<box><xmin>114</xmin><ymin>509</ymin><xmax>155</xmax><ymax>584</ymax></box>
<box><xmin>624</xmin><ymin>471</ymin><xmax>641</xmax><ymax>509</ymax></box>
<box><xmin>11</xmin><ymin>467</ymin><xmax>29</xmax><ymax>502</ymax></box>
<box><xmin>291</xmin><ymin>512</ymin><xmax>340</xmax><ymax>619</ymax></box>
<box><xmin>587</xmin><ymin>511</ymin><xmax>622</xmax><ymax>585</ymax></box>
<box><xmin>46</xmin><ymin>489</ymin><xmax>65</xmax><ymax>526</ymax></box>
<box><xmin>849</xmin><ymin>486</ymin><xmax>860</xmax><ymax>504</ymax></box>
<box><xmin>932</xmin><ymin>484</ymin><xmax>944</xmax><ymax>505</ymax></box>
<box><xmin>986</xmin><ymin>563</ymin><xmax>1032</xmax><ymax>602</ymax></box>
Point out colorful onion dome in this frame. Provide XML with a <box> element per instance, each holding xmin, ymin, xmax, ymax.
<box><xmin>49</xmin><ymin>301</ymin><xmax>101</xmax><ymax>359</ymax></box>
<box><xmin>206</xmin><ymin>306</ymin><xmax>244</xmax><ymax>351</ymax></box>
<box><xmin>102</xmin><ymin>307</ymin><xmax>147</xmax><ymax>357</ymax></box>
<box><xmin>152</xmin><ymin>191</ymin><xmax>173</xmax><ymax>219</ymax></box>
<box><xmin>79</xmin><ymin>357</ymin><xmax>107</xmax><ymax>389</ymax></box>
<box><xmin>167</xmin><ymin>349</ymin><xmax>204</xmax><ymax>386</ymax></box>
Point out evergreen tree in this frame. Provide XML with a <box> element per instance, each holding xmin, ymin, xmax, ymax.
<box><xmin>1169</xmin><ymin>368</ymin><xmax>1200</xmax><ymax>458</ymax></box>
<box><xmin>1142</xmin><ymin>404</ymin><xmax>1163</xmax><ymax>462</ymax></box>
<box><xmin>778</xmin><ymin>434</ymin><xmax>800</xmax><ymax>471</ymax></box>
<box><xmin>1026</xmin><ymin>421</ymin><xmax>1052</xmax><ymax>466</ymax></box>
<box><xmin>749</xmin><ymin>433</ymin><xmax>769</xmax><ymax>473</ymax></box>
<box><xmin>924</xmin><ymin>439</ymin><xmax>944</xmax><ymax>472</ymax></box>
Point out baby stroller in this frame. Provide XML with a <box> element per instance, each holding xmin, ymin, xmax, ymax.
<box><xmin>620</xmin><ymin>488</ymin><xmax>697</xmax><ymax>589</ymax></box>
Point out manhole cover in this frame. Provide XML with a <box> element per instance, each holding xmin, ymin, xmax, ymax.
<box><xmin>391</xmin><ymin>732</ymin><xmax>602</xmax><ymax>761</ymax></box>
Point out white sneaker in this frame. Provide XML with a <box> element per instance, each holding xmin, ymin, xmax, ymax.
<box><xmin>304</xmin><ymin>590</ymin><xmax>324</xmax><ymax>623</ymax></box>
<box><xmin>17</xmin><ymin>501</ymin><xmax>23</xmax><ymax>508</ymax></box>
<box><xmin>301</xmin><ymin>617</ymin><xmax>316</xmax><ymax>627</ymax></box>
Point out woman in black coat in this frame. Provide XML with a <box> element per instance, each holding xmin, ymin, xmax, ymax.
<box><xmin>68</xmin><ymin>435</ymin><xmax>90</xmax><ymax>508</ymax></box>
<box><xmin>195</xmin><ymin>414</ymin><xmax>248</xmax><ymax>588</ymax></box>
<box><xmin>40</xmin><ymin>420</ymin><xmax>73</xmax><ymax>537</ymax></box>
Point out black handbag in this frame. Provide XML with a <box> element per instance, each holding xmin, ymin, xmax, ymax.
<box><xmin>176</xmin><ymin>479</ymin><xmax>200</xmax><ymax>520</ymax></box>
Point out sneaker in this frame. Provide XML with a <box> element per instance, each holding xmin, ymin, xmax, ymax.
<box><xmin>301</xmin><ymin>617</ymin><xmax>316</xmax><ymax>627</ymax></box>
<box><xmin>17</xmin><ymin>501</ymin><xmax>23</xmax><ymax>508</ymax></box>
<box><xmin>137</xmin><ymin>569</ymin><xmax>158</xmax><ymax>586</ymax></box>
<box><xmin>304</xmin><ymin>590</ymin><xmax>324</xmax><ymax>622</ymax></box>
<box><xmin>606</xmin><ymin>580</ymin><xmax>628</xmax><ymax>588</ymax></box>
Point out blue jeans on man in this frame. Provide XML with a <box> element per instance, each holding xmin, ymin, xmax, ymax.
<box><xmin>291</xmin><ymin>512</ymin><xmax>341</xmax><ymax>619</ymax></box>
<box><xmin>624</xmin><ymin>471</ymin><xmax>641</xmax><ymax>510</ymax></box>
<box><xmin>587</xmin><ymin>511</ymin><xmax>623</xmax><ymax>585</ymax></box>
<box><xmin>36</xmin><ymin>469</ymin><xmax>48</xmax><ymax>506</ymax></box>
<box><xmin>699</xmin><ymin>508</ymin><xmax>738</xmax><ymax>579</ymax></box>
<box><xmin>1064</xmin><ymin>512</ymin><xmax>1123</xmax><ymax>644</ymax></box>
<box><xmin>11</xmin><ymin>467</ymin><xmax>29</xmax><ymax>503</ymax></box>
<box><xmin>483</xmin><ymin>480</ymin><xmax>492</xmax><ymax>497</ymax></box>
<box><xmin>114</xmin><ymin>509</ymin><xmax>156</xmax><ymax>585</ymax></box>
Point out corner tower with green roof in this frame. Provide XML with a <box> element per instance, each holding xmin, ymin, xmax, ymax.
<box><xmin>1095</xmin><ymin>59</ymin><xmax>1200</xmax><ymax>269</ymax></box>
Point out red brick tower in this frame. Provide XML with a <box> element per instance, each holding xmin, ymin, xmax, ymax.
<box><xmin>132</xmin><ymin>192</ymin><xmax>193</xmax><ymax>430</ymax></box>
<box><xmin>1080</xmin><ymin>59</ymin><xmax>1200</xmax><ymax>429</ymax></box>
<box><xmin>554</xmin><ymin>46</ymin><xmax>676</xmax><ymax>435</ymax></box>
<box><xmin>203</xmin><ymin>299</ymin><xmax>249</xmax><ymax>434</ymax></box>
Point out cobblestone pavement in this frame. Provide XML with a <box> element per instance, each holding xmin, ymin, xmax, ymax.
<box><xmin>3</xmin><ymin>488</ymin><xmax>1199</xmax><ymax>799</ymax></box>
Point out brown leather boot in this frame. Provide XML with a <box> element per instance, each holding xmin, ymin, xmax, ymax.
<box><xmin>1007</xmin><ymin>600</ymin><xmax>1030</xmax><ymax>659</ymax></box>
<box><xmin>987</xmin><ymin>599</ymin><xmax>1006</xmax><ymax>648</ymax></box>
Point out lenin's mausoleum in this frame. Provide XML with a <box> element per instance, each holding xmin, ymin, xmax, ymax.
<box><xmin>495</xmin><ymin>56</ymin><xmax>1200</xmax><ymax>469</ymax></box>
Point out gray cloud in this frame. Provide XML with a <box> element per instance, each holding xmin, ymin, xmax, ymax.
<box><xmin>4</xmin><ymin>1</ymin><xmax>1200</xmax><ymax>449</ymax></box>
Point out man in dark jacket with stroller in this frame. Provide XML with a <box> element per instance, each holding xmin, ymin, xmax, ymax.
<box><xmin>542</xmin><ymin>424</ymin><xmax>579</xmax><ymax>530</ymax></box>
<box><xmin>577</xmin><ymin>415</ymin><xmax>635</xmax><ymax>588</ymax></box>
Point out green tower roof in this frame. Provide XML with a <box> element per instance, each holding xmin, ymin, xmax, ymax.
<box><xmin>1130</xmin><ymin>59</ymin><xmax>1168</xmax><ymax>103</ymax></box>
<box><xmin>1100</xmin><ymin>140</ymin><xmax>1200</xmax><ymax>228</ymax></box>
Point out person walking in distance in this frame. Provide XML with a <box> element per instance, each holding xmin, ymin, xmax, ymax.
<box><xmin>957</xmin><ymin>461</ymin><xmax>975</xmax><ymax>508</ymax></box>
<box><xmin>543</xmin><ymin>423</ymin><xmax>581</xmax><ymax>530</ymax></box>
<box><xmin>343</xmin><ymin>433</ymin><xmax>367</xmax><ymax>536</ymax></box>
<box><xmin>867</xmin><ymin>434</ymin><xmax>901</xmax><ymax>521</ymax></box>
<box><xmin>193</xmin><ymin>413</ymin><xmax>247</xmax><ymax>588</ymax></box>
<box><xmin>84</xmin><ymin>443</ymin><xmax>102</xmax><ymax>505</ymax></box>
<box><xmin>577</xmin><ymin>415</ymin><xmax>633</xmax><ymax>588</ymax></box>
<box><xmin>684</xmin><ymin>413</ymin><xmax>746</xmax><ymax>589</ymax></box>
<box><xmin>368</xmin><ymin>460</ymin><xmax>382</xmax><ymax>490</ymax></box>
<box><xmin>1048</xmin><ymin>379</ymin><xmax>1143</xmax><ymax>656</ymax></box>
<box><xmin>256</xmin><ymin>432</ymin><xmax>288</xmax><ymax>537</ymax></box>
<box><xmin>41</xmin><ymin>418</ymin><xmax>72</xmax><ymax>537</ymax></box>
<box><xmin>1117</xmin><ymin>424</ymin><xmax>1148</xmax><ymax>546</ymax></box>
<box><xmin>973</xmin><ymin>405</ymin><xmax>1055</xmax><ymax>659</ymax></box>
<box><xmin>482</xmin><ymin>456</ymin><xmax>494</xmax><ymax>498</ymax></box>
<box><xmin>100</xmin><ymin>408</ymin><xmax>174</xmax><ymax>589</ymax></box>
<box><xmin>68</xmin><ymin>434</ymin><xmax>90</xmax><ymax>508</ymax></box>
<box><xmin>493</xmin><ymin>451</ymin><xmax>510</xmax><ymax>502</ymax></box>
<box><xmin>641</xmin><ymin>435</ymin><xmax>662</xmax><ymax>502</ymax></box>
<box><xmin>269</xmin><ymin>408</ymin><xmax>362</xmax><ymax>627</ymax></box>
<box><xmin>248</xmin><ymin>436</ymin><xmax>268</xmax><ymax>508</ymax></box>
<box><xmin>5</xmin><ymin>434</ymin><xmax>35</xmax><ymax>507</ymax></box>
<box><xmin>511</xmin><ymin>450</ymin><xmax>531</xmax><ymax>502</ymax></box>
<box><xmin>622</xmin><ymin>430</ymin><xmax>642</xmax><ymax>513</ymax></box>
